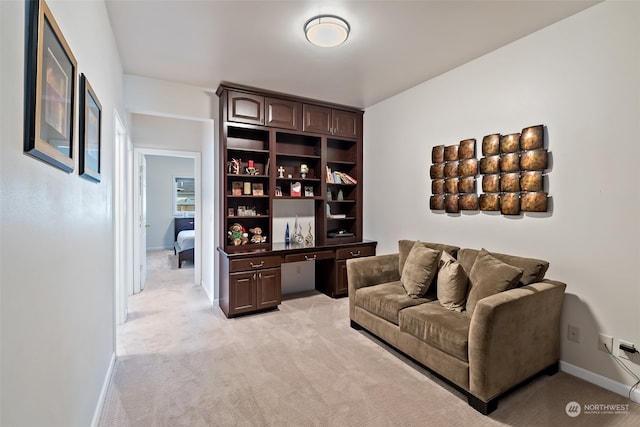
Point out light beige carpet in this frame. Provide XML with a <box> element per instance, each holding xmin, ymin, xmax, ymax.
<box><xmin>99</xmin><ymin>250</ymin><xmax>640</xmax><ymax>427</ymax></box>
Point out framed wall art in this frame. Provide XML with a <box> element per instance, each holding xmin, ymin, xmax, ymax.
<box><xmin>24</xmin><ymin>0</ymin><xmax>78</xmax><ymax>172</ymax></box>
<box><xmin>79</xmin><ymin>74</ymin><xmax>102</xmax><ymax>182</ymax></box>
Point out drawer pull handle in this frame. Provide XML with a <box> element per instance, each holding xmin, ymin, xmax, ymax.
<box><xmin>304</xmin><ymin>255</ymin><xmax>317</xmax><ymax>261</ymax></box>
<box><xmin>350</xmin><ymin>250</ymin><xmax>361</xmax><ymax>257</ymax></box>
<box><xmin>250</xmin><ymin>261</ymin><xmax>265</xmax><ymax>268</ymax></box>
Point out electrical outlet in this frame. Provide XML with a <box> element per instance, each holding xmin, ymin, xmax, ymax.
<box><xmin>568</xmin><ymin>325</ymin><xmax>580</xmax><ymax>343</ymax></box>
<box><xmin>598</xmin><ymin>334</ymin><xmax>613</xmax><ymax>353</ymax></box>
<box><xmin>619</xmin><ymin>340</ymin><xmax>635</xmax><ymax>360</ymax></box>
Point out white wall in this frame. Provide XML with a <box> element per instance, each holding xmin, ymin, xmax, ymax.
<box><xmin>125</xmin><ymin>76</ymin><xmax>217</xmax><ymax>303</ymax></box>
<box><xmin>0</xmin><ymin>1</ymin><xmax>125</xmax><ymax>426</ymax></box>
<box><xmin>145</xmin><ymin>155</ymin><xmax>195</xmax><ymax>250</ymax></box>
<box><xmin>364</xmin><ymin>0</ymin><xmax>640</xmax><ymax>395</ymax></box>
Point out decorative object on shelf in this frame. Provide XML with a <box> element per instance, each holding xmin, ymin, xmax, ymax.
<box><xmin>304</xmin><ymin>186</ymin><xmax>314</xmax><ymax>197</ymax></box>
<box><xmin>243</xmin><ymin>182</ymin><xmax>251</xmax><ymax>195</ymax></box>
<box><xmin>249</xmin><ymin>227</ymin><xmax>267</xmax><ymax>244</ymax></box>
<box><xmin>430</xmin><ymin>126</ymin><xmax>549</xmax><ymax>215</ymax></box>
<box><xmin>337</xmin><ymin>189</ymin><xmax>344</xmax><ymax>201</ymax></box>
<box><xmin>252</xmin><ymin>183</ymin><xmax>264</xmax><ymax>196</ymax></box>
<box><xmin>24</xmin><ymin>0</ymin><xmax>78</xmax><ymax>173</ymax></box>
<box><xmin>232</xmin><ymin>181</ymin><xmax>242</xmax><ymax>196</ymax></box>
<box><xmin>327</xmin><ymin>190</ymin><xmax>332</xmax><ymax>201</ymax></box>
<box><xmin>237</xmin><ymin>206</ymin><xmax>246</xmax><ymax>216</ymax></box>
<box><xmin>228</xmin><ymin>223</ymin><xmax>248</xmax><ymax>246</ymax></box>
<box><xmin>245</xmin><ymin>159</ymin><xmax>259</xmax><ymax>175</ymax></box>
<box><xmin>231</xmin><ymin>158</ymin><xmax>241</xmax><ymax>174</ymax></box>
<box><xmin>79</xmin><ymin>74</ymin><xmax>102</xmax><ymax>182</ymax></box>
<box><xmin>292</xmin><ymin>216</ymin><xmax>304</xmax><ymax>244</ymax></box>
<box><xmin>278</xmin><ymin>166</ymin><xmax>285</xmax><ymax>178</ymax></box>
<box><xmin>285</xmin><ymin>223</ymin><xmax>290</xmax><ymax>244</ymax></box>
<box><xmin>305</xmin><ymin>222</ymin><xmax>314</xmax><ymax>246</ymax></box>
<box><xmin>300</xmin><ymin>163</ymin><xmax>309</xmax><ymax>178</ymax></box>
<box><xmin>287</xmin><ymin>174</ymin><xmax>292</xmax><ymax>178</ymax></box>
<box><xmin>228</xmin><ymin>208</ymin><xmax>235</xmax><ymax>217</ymax></box>
<box><xmin>291</xmin><ymin>181</ymin><xmax>302</xmax><ymax>197</ymax></box>
<box><xmin>275</xmin><ymin>186</ymin><xmax>282</xmax><ymax>197</ymax></box>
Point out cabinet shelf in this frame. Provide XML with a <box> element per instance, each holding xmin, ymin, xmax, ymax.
<box><xmin>274</xmin><ymin>196</ymin><xmax>323</xmax><ymax>200</ymax></box>
<box><xmin>327</xmin><ymin>160</ymin><xmax>356</xmax><ymax>166</ymax></box>
<box><xmin>228</xmin><ymin>147</ymin><xmax>269</xmax><ymax>154</ymax></box>
<box><xmin>327</xmin><ymin>200</ymin><xmax>356</xmax><ymax>203</ymax></box>
<box><xmin>276</xmin><ymin>152</ymin><xmax>321</xmax><ymax>160</ymax></box>
<box><xmin>227</xmin><ymin>215</ymin><xmax>270</xmax><ymax>219</ymax></box>
<box><xmin>227</xmin><ymin>174</ymin><xmax>269</xmax><ymax>180</ymax></box>
<box><xmin>328</xmin><ymin>216</ymin><xmax>356</xmax><ymax>221</ymax></box>
<box><xmin>228</xmin><ymin>195</ymin><xmax>270</xmax><ymax>199</ymax></box>
<box><xmin>276</xmin><ymin>177</ymin><xmax>321</xmax><ymax>183</ymax></box>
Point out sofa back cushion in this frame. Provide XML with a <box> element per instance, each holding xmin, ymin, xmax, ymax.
<box><xmin>465</xmin><ymin>249</ymin><xmax>524</xmax><ymax>316</ymax></box>
<box><xmin>399</xmin><ymin>240</ymin><xmax>460</xmax><ymax>276</ymax></box>
<box><xmin>457</xmin><ymin>248</ymin><xmax>549</xmax><ymax>286</ymax></box>
<box><xmin>401</xmin><ymin>244</ymin><xmax>441</xmax><ymax>298</ymax></box>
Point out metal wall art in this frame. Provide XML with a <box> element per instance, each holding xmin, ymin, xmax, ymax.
<box><xmin>430</xmin><ymin>124</ymin><xmax>549</xmax><ymax>215</ymax></box>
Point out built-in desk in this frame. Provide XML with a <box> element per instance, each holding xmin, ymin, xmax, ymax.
<box><xmin>217</xmin><ymin>240</ymin><xmax>377</xmax><ymax>317</ymax></box>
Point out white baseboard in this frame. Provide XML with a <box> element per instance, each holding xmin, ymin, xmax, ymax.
<box><xmin>147</xmin><ymin>246</ymin><xmax>173</xmax><ymax>251</ymax></box>
<box><xmin>90</xmin><ymin>352</ymin><xmax>116</xmax><ymax>427</ymax></box>
<box><xmin>560</xmin><ymin>360</ymin><xmax>640</xmax><ymax>402</ymax></box>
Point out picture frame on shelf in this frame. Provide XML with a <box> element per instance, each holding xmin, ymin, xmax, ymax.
<box><xmin>78</xmin><ymin>74</ymin><xmax>101</xmax><ymax>182</ymax></box>
<box><xmin>228</xmin><ymin>208</ymin><xmax>235</xmax><ymax>217</ymax></box>
<box><xmin>304</xmin><ymin>186</ymin><xmax>314</xmax><ymax>197</ymax></box>
<box><xmin>275</xmin><ymin>186</ymin><xmax>283</xmax><ymax>197</ymax></box>
<box><xmin>231</xmin><ymin>181</ymin><xmax>243</xmax><ymax>196</ymax></box>
<box><xmin>291</xmin><ymin>181</ymin><xmax>302</xmax><ymax>197</ymax></box>
<box><xmin>252</xmin><ymin>183</ymin><xmax>264</xmax><ymax>196</ymax></box>
<box><xmin>24</xmin><ymin>0</ymin><xmax>78</xmax><ymax>173</ymax></box>
<box><xmin>237</xmin><ymin>206</ymin><xmax>246</xmax><ymax>216</ymax></box>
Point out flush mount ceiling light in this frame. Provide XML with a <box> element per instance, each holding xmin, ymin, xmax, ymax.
<box><xmin>304</xmin><ymin>14</ymin><xmax>350</xmax><ymax>48</ymax></box>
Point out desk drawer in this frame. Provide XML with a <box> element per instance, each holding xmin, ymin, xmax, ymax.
<box><xmin>285</xmin><ymin>250</ymin><xmax>334</xmax><ymax>263</ymax></box>
<box><xmin>230</xmin><ymin>255</ymin><xmax>281</xmax><ymax>272</ymax></box>
<box><xmin>336</xmin><ymin>245</ymin><xmax>375</xmax><ymax>260</ymax></box>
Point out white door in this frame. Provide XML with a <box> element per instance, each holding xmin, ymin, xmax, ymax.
<box><xmin>133</xmin><ymin>153</ymin><xmax>147</xmax><ymax>293</ymax></box>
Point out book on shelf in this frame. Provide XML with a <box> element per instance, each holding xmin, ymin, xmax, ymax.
<box><xmin>326</xmin><ymin>168</ymin><xmax>357</xmax><ymax>185</ymax></box>
<box><xmin>252</xmin><ymin>183</ymin><xmax>264</xmax><ymax>196</ymax></box>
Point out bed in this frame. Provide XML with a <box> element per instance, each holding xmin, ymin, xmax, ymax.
<box><xmin>174</xmin><ymin>218</ymin><xmax>195</xmax><ymax>268</ymax></box>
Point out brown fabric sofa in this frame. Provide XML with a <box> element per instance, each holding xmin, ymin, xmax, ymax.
<box><xmin>347</xmin><ymin>241</ymin><xmax>566</xmax><ymax>414</ymax></box>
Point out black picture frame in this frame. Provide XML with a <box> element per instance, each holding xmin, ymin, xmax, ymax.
<box><xmin>24</xmin><ymin>0</ymin><xmax>77</xmax><ymax>173</ymax></box>
<box><xmin>79</xmin><ymin>74</ymin><xmax>102</xmax><ymax>182</ymax></box>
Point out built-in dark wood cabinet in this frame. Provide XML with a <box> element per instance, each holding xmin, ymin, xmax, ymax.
<box><xmin>216</xmin><ymin>83</ymin><xmax>374</xmax><ymax>317</ymax></box>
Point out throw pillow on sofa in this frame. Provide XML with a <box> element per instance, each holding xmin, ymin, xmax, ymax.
<box><xmin>398</xmin><ymin>240</ymin><xmax>459</xmax><ymax>276</ymax></box>
<box><xmin>437</xmin><ymin>252</ymin><xmax>468</xmax><ymax>312</ymax></box>
<box><xmin>401</xmin><ymin>244</ymin><xmax>441</xmax><ymax>298</ymax></box>
<box><xmin>465</xmin><ymin>248</ymin><xmax>524</xmax><ymax>316</ymax></box>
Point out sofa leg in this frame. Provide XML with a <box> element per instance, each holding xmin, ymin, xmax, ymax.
<box><xmin>467</xmin><ymin>395</ymin><xmax>498</xmax><ymax>415</ymax></box>
<box><xmin>350</xmin><ymin>320</ymin><xmax>363</xmax><ymax>330</ymax></box>
<box><xmin>543</xmin><ymin>361</ymin><xmax>559</xmax><ymax>376</ymax></box>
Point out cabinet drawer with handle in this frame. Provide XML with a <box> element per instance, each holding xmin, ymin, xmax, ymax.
<box><xmin>230</xmin><ymin>256</ymin><xmax>281</xmax><ymax>272</ymax></box>
<box><xmin>284</xmin><ymin>250</ymin><xmax>334</xmax><ymax>263</ymax></box>
<box><xmin>336</xmin><ymin>246</ymin><xmax>375</xmax><ymax>260</ymax></box>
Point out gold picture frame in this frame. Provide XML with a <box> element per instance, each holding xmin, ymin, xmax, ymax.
<box><xmin>24</xmin><ymin>0</ymin><xmax>78</xmax><ymax>173</ymax></box>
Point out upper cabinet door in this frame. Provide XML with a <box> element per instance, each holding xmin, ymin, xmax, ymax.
<box><xmin>332</xmin><ymin>110</ymin><xmax>360</xmax><ymax>139</ymax></box>
<box><xmin>228</xmin><ymin>91</ymin><xmax>264</xmax><ymax>125</ymax></box>
<box><xmin>303</xmin><ymin>104</ymin><xmax>332</xmax><ymax>135</ymax></box>
<box><xmin>265</xmin><ymin>97</ymin><xmax>301</xmax><ymax>130</ymax></box>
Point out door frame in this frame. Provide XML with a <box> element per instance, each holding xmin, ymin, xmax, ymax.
<box><xmin>133</xmin><ymin>147</ymin><xmax>202</xmax><ymax>288</ymax></box>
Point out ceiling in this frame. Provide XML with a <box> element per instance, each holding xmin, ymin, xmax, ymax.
<box><xmin>105</xmin><ymin>0</ymin><xmax>600</xmax><ymax>109</ymax></box>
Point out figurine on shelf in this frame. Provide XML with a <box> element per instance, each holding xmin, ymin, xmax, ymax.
<box><xmin>249</xmin><ymin>227</ymin><xmax>268</xmax><ymax>244</ymax></box>
<box><xmin>300</xmin><ymin>164</ymin><xmax>309</xmax><ymax>179</ymax></box>
<box><xmin>228</xmin><ymin>223</ymin><xmax>248</xmax><ymax>246</ymax></box>
<box><xmin>231</xmin><ymin>158</ymin><xmax>241</xmax><ymax>175</ymax></box>
<box><xmin>305</xmin><ymin>222</ymin><xmax>314</xmax><ymax>246</ymax></box>
<box><xmin>285</xmin><ymin>222</ymin><xmax>290</xmax><ymax>244</ymax></box>
<box><xmin>337</xmin><ymin>189</ymin><xmax>344</xmax><ymax>201</ymax></box>
<box><xmin>278</xmin><ymin>166</ymin><xmax>285</xmax><ymax>178</ymax></box>
<box><xmin>292</xmin><ymin>215</ymin><xmax>304</xmax><ymax>244</ymax></box>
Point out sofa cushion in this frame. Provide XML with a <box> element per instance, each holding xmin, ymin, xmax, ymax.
<box><xmin>401</xmin><ymin>244</ymin><xmax>440</xmax><ymax>298</ymax></box>
<box><xmin>399</xmin><ymin>240</ymin><xmax>460</xmax><ymax>276</ymax></box>
<box><xmin>465</xmin><ymin>249</ymin><xmax>524</xmax><ymax>316</ymax></box>
<box><xmin>437</xmin><ymin>252</ymin><xmax>468</xmax><ymax>312</ymax></box>
<box><xmin>399</xmin><ymin>301</ymin><xmax>471</xmax><ymax>362</ymax></box>
<box><xmin>458</xmin><ymin>248</ymin><xmax>549</xmax><ymax>286</ymax></box>
<box><xmin>355</xmin><ymin>282</ymin><xmax>431</xmax><ymax>325</ymax></box>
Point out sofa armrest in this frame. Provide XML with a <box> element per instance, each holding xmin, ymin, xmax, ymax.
<box><xmin>468</xmin><ymin>279</ymin><xmax>566</xmax><ymax>402</ymax></box>
<box><xmin>347</xmin><ymin>253</ymin><xmax>400</xmax><ymax>318</ymax></box>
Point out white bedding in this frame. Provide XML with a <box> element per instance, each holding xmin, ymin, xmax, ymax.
<box><xmin>177</xmin><ymin>229</ymin><xmax>195</xmax><ymax>251</ymax></box>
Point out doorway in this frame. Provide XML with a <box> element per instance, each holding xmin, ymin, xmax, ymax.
<box><xmin>133</xmin><ymin>148</ymin><xmax>202</xmax><ymax>293</ymax></box>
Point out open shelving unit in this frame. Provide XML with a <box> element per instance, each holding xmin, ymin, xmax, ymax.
<box><xmin>218</xmin><ymin>83</ymin><xmax>364</xmax><ymax>252</ymax></box>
